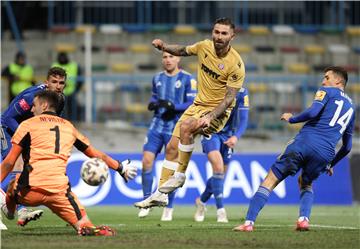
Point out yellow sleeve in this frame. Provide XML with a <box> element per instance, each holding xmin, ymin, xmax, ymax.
<box><xmin>227</xmin><ymin>62</ymin><xmax>245</xmax><ymax>89</ymax></box>
<box><xmin>186</xmin><ymin>41</ymin><xmax>204</xmax><ymax>55</ymax></box>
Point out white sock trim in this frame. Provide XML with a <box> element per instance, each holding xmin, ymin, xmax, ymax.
<box><xmin>244</xmin><ymin>220</ymin><xmax>254</xmax><ymax>226</ymax></box>
<box><xmin>163</xmin><ymin>159</ymin><xmax>178</xmax><ymax>171</ymax></box>
<box><xmin>178</xmin><ymin>142</ymin><xmax>195</xmax><ymax>152</ymax></box>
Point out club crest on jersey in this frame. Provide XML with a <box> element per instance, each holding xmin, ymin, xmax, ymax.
<box><xmin>218</xmin><ymin>64</ymin><xmax>224</xmax><ymax>70</ymax></box>
<box><xmin>175</xmin><ymin>80</ymin><xmax>182</xmax><ymax>88</ymax></box>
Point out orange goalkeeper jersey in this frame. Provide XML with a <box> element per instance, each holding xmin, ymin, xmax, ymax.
<box><xmin>12</xmin><ymin>112</ymin><xmax>90</xmax><ymax>193</ymax></box>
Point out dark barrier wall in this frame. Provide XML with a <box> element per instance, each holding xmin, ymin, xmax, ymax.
<box><xmin>350</xmin><ymin>153</ymin><xmax>360</xmax><ymax>204</ymax></box>
<box><xmin>63</xmin><ymin>153</ymin><xmax>352</xmax><ymax>206</ymax></box>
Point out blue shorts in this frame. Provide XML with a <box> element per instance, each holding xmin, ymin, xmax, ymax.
<box><xmin>271</xmin><ymin>139</ymin><xmax>331</xmax><ymax>185</ymax></box>
<box><xmin>0</xmin><ymin>126</ymin><xmax>12</xmax><ymax>160</ymax></box>
<box><xmin>201</xmin><ymin>133</ymin><xmax>233</xmax><ymax>165</ymax></box>
<box><xmin>143</xmin><ymin>129</ymin><xmax>172</xmax><ymax>155</ymax></box>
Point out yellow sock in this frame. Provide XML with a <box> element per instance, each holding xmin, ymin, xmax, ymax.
<box><xmin>177</xmin><ymin>143</ymin><xmax>195</xmax><ymax>173</ymax></box>
<box><xmin>159</xmin><ymin>160</ymin><xmax>178</xmax><ymax>186</ymax></box>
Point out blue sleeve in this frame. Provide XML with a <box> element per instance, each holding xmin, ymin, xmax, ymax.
<box><xmin>289</xmin><ymin>102</ymin><xmax>324</xmax><ymax>123</ymax></box>
<box><xmin>149</xmin><ymin>76</ymin><xmax>158</xmax><ymax>104</ymax></box>
<box><xmin>234</xmin><ymin>108</ymin><xmax>249</xmax><ymax>138</ymax></box>
<box><xmin>331</xmin><ymin>132</ymin><xmax>352</xmax><ymax>167</ymax></box>
<box><xmin>3</xmin><ymin>94</ymin><xmax>33</xmax><ymax>133</ymax></box>
<box><xmin>331</xmin><ymin>113</ymin><xmax>355</xmax><ymax>167</ymax></box>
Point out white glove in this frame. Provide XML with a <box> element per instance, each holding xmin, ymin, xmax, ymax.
<box><xmin>117</xmin><ymin>159</ymin><xmax>137</xmax><ymax>182</ymax></box>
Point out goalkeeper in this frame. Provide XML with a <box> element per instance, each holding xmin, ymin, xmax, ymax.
<box><xmin>0</xmin><ymin>90</ymin><xmax>137</xmax><ymax>236</ymax></box>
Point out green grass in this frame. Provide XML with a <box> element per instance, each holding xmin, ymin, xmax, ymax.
<box><xmin>1</xmin><ymin>205</ymin><xmax>359</xmax><ymax>249</ymax></box>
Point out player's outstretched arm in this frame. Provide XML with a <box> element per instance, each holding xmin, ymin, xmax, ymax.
<box><xmin>1</xmin><ymin>144</ymin><xmax>22</xmax><ymax>182</ymax></box>
<box><xmin>152</xmin><ymin>39</ymin><xmax>189</xmax><ymax>56</ymax></box>
<box><xmin>285</xmin><ymin>102</ymin><xmax>323</xmax><ymax>123</ymax></box>
<box><xmin>83</xmin><ymin>145</ymin><xmax>137</xmax><ymax>182</ymax></box>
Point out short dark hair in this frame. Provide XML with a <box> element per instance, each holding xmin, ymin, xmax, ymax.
<box><xmin>324</xmin><ymin>66</ymin><xmax>348</xmax><ymax>86</ymax></box>
<box><xmin>15</xmin><ymin>51</ymin><xmax>26</xmax><ymax>60</ymax></box>
<box><xmin>214</xmin><ymin>17</ymin><xmax>235</xmax><ymax>30</ymax></box>
<box><xmin>47</xmin><ymin>66</ymin><xmax>67</xmax><ymax>81</ymax></box>
<box><xmin>34</xmin><ymin>90</ymin><xmax>61</xmax><ymax>112</ymax></box>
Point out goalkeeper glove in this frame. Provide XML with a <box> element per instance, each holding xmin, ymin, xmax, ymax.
<box><xmin>148</xmin><ymin>101</ymin><xmax>159</xmax><ymax>111</ymax></box>
<box><xmin>116</xmin><ymin>159</ymin><xmax>137</xmax><ymax>182</ymax></box>
<box><xmin>158</xmin><ymin>99</ymin><xmax>175</xmax><ymax>111</ymax></box>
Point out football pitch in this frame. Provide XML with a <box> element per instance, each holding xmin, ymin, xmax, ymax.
<box><xmin>1</xmin><ymin>205</ymin><xmax>359</xmax><ymax>249</ymax></box>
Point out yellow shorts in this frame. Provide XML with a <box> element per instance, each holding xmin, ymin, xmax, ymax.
<box><xmin>172</xmin><ymin>104</ymin><xmax>232</xmax><ymax>138</ymax></box>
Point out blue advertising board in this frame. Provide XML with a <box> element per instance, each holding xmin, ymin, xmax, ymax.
<box><xmin>67</xmin><ymin>153</ymin><xmax>353</xmax><ymax>206</ymax></box>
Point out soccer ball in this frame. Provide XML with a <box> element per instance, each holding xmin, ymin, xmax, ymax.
<box><xmin>80</xmin><ymin>158</ymin><xmax>109</xmax><ymax>186</ymax></box>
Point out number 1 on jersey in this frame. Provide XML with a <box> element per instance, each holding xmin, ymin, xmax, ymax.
<box><xmin>50</xmin><ymin>125</ymin><xmax>60</xmax><ymax>153</ymax></box>
<box><xmin>329</xmin><ymin>100</ymin><xmax>354</xmax><ymax>134</ymax></box>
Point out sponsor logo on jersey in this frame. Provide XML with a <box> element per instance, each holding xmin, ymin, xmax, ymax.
<box><xmin>201</xmin><ymin>63</ymin><xmax>220</xmax><ymax>79</ymax></box>
<box><xmin>18</xmin><ymin>99</ymin><xmax>30</xmax><ymax>111</ymax></box>
<box><xmin>218</xmin><ymin>64</ymin><xmax>224</xmax><ymax>70</ymax></box>
<box><xmin>156</xmin><ymin>81</ymin><xmax>162</xmax><ymax>87</ymax></box>
<box><xmin>314</xmin><ymin>90</ymin><xmax>326</xmax><ymax>101</ymax></box>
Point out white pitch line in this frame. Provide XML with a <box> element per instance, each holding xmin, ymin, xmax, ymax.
<box><xmin>102</xmin><ymin>223</ymin><xmax>359</xmax><ymax>230</ymax></box>
<box><xmin>12</xmin><ymin>223</ymin><xmax>358</xmax><ymax>230</ymax></box>
<box><xmin>256</xmin><ymin>224</ymin><xmax>359</xmax><ymax>230</ymax></box>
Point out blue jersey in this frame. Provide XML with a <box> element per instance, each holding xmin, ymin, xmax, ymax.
<box><xmin>149</xmin><ymin>70</ymin><xmax>197</xmax><ymax>135</ymax></box>
<box><xmin>221</xmin><ymin>88</ymin><xmax>249</xmax><ymax>137</ymax></box>
<box><xmin>295</xmin><ymin>86</ymin><xmax>355</xmax><ymax>160</ymax></box>
<box><xmin>1</xmin><ymin>84</ymin><xmax>47</xmax><ymax>135</ymax></box>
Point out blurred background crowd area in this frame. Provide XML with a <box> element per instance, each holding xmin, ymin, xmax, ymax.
<box><xmin>1</xmin><ymin>1</ymin><xmax>359</xmax><ymax>141</ymax></box>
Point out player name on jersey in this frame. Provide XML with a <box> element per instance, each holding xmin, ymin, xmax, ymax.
<box><xmin>39</xmin><ymin>116</ymin><xmax>66</xmax><ymax>124</ymax></box>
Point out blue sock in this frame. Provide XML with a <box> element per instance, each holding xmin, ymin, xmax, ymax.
<box><xmin>212</xmin><ymin>173</ymin><xmax>225</xmax><ymax>209</ymax></box>
<box><xmin>245</xmin><ymin>186</ymin><xmax>271</xmax><ymax>222</ymax></box>
<box><xmin>200</xmin><ymin>177</ymin><xmax>213</xmax><ymax>203</ymax></box>
<box><xmin>167</xmin><ymin>191</ymin><xmax>176</xmax><ymax>208</ymax></box>
<box><xmin>141</xmin><ymin>169</ymin><xmax>153</xmax><ymax>199</ymax></box>
<box><xmin>299</xmin><ymin>187</ymin><xmax>314</xmax><ymax>219</ymax></box>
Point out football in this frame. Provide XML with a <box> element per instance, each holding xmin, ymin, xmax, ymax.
<box><xmin>80</xmin><ymin>158</ymin><xmax>109</xmax><ymax>186</ymax></box>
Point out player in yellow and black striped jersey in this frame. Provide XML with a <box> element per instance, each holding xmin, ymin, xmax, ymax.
<box><xmin>134</xmin><ymin>17</ymin><xmax>246</xmax><ymax>209</ymax></box>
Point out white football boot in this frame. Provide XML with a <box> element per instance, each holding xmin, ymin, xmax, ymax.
<box><xmin>134</xmin><ymin>191</ymin><xmax>168</xmax><ymax>209</ymax></box>
<box><xmin>216</xmin><ymin>208</ymin><xmax>229</xmax><ymax>223</ymax></box>
<box><xmin>194</xmin><ymin>197</ymin><xmax>206</xmax><ymax>222</ymax></box>
<box><xmin>158</xmin><ymin>173</ymin><xmax>186</xmax><ymax>194</ymax></box>
<box><xmin>17</xmin><ymin>208</ymin><xmax>44</xmax><ymax>226</ymax></box>
<box><xmin>161</xmin><ymin>207</ymin><xmax>173</xmax><ymax>221</ymax></box>
<box><xmin>138</xmin><ymin>208</ymin><xmax>152</xmax><ymax>218</ymax></box>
